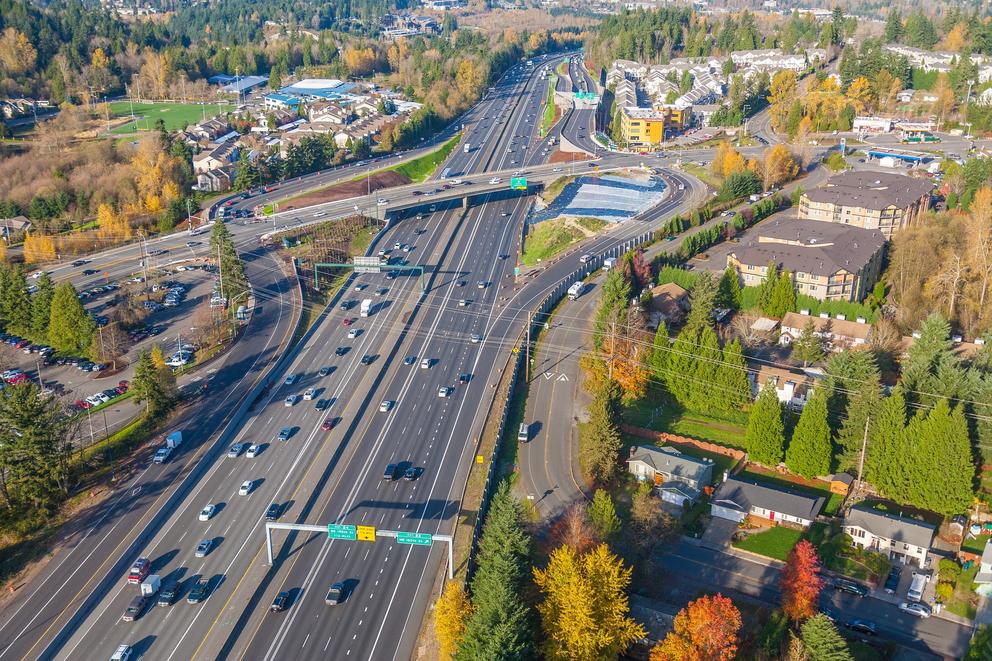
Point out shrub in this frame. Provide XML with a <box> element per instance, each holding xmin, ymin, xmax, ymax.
<box><xmin>936</xmin><ymin>581</ymin><xmax>954</xmax><ymax>603</ymax></box>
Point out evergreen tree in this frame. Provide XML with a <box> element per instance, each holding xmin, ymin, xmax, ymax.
<box><xmin>824</xmin><ymin>350</ymin><xmax>880</xmax><ymax>433</ymax></box>
<box><xmin>3</xmin><ymin>265</ymin><xmax>31</xmax><ymax>334</ymax></box>
<box><xmin>901</xmin><ymin>313</ymin><xmax>954</xmax><ymax>403</ymax></box>
<box><xmin>745</xmin><ymin>383</ymin><xmax>786</xmax><ymax>466</ymax></box>
<box><xmin>791</xmin><ymin>320</ymin><xmax>824</xmax><ymax>366</ymax></box>
<box><xmin>717</xmin><ymin>266</ymin><xmax>743</xmax><ymax>310</ymax></box>
<box><xmin>593</xmin><ymin>270</ymin><xmax>631</xmax><ymax>349</ymax></box>
<box><xmin>131</xmin><ymin>349</ymin><xmax>177</xmax><ymax>417</ymax></box>
<box><xmin>684</xmin><ymin>271</ymin><xmax>717</xmax><ymax>331</ymax></box>
<box><xmin>647</xmin><ymin>321</ymin><xmax>670</xmax><ymax>383</ymax></box>
<box><xmin>690</xmin><ymin>326</ymin><xmax>722</xmax><ymax>412</ymax></box>
<box><xmin>210</xmin><ymin>219</ymin><xmax>250</xmax><ymax>304</ymax></box>
<box><xmin>765</xmin><ymin>270</ymin><xmax>796</xmax><ymax>318</ymax></box>
<box><xmin>664</xmin><ymin>327</ymin><xmax>699</xmax><ymax>407</ymax></box>
<box><xmin>587</xmin><ymin>489</ymin><xmax>621</xmax><ymax>542</ymax></box>
<box><xmin>884</xmin><ymin>9</ymin><xmax>903</xmax><ymax>43</ymax></box>
<box><xmin>834</xmin><ymin>378</ymin><xmax>881</xmax><ymax>475</ymax></box>
<box><xmin>865</xmin><ymin>387</ymin><xmax>908</xmax><ymax>500</ymax></box>
<box><xmin>579</xmin><ymin>380</ymin><xmax>624</xmax><ymax>486</ymax></box>
<box><xmin>786</xmin><ymin>390</ymin><xmax>832</xmax><ymax>478</ymax></box>
<box><xmin>800</xmin><ymin>613</ymin><xmax>852</xmax><ymax>661</ymax></box>
<box><xmin>30</xmin><ymin>272</ymin><xmax>54</xmax><ymax>340</ymax></box>
<box><xmin>907</xmin><ymin>400</ymin><xmax>975</xmax><ymax>516</ymax></box>
<box><xmin>757</xmin><ymin>261</ymin><xmax>779</xmax><ymax>311</ymax></box>
<box><xmin>721</xmin><ymin>339</ymin><xmax>752</xmax><ymax>412</ymax></box>
<box><xmin>457</xmin><ymin>482</ymin><xmax>534</xmax><ymax>661</ymax></box>
<box><xmin>48</xmin><ymin>281</ymin><xmax>94</xmax><ymax>354</ymax></box>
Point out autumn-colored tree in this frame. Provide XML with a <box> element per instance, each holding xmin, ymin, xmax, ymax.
<box><xmin>0</xmin><ymin>239</ymin><xmax>7</xmax><ymax>262</ymax></box>
<box><xmin>0</xmin><ymin>28</ymin><xmax>37</xmax><ymax>76</ymax></box>
<box><xmin>845</xmin><ymin>76</ymin><xmax>874</xmax><ymax>115</ymax></box>
<box><xmin>533</xmin><ymin>543</ymin><xmax>645</xmax><ymax>661</ymax></box>
<box><xmin>651</xmin><ymin>593</ymin><xmax>741</xmax><ymax>661</ymax></box>
<box><xmin>940</xmin><ymin>23</ymin><xmax>967</xmax><ymax>52</ymax></box>
<box><xmin>602</xmin><ymin>330</ymin><xmax>648</xmax><ymax>403</ymax></box>
<box><xmin>150</xmin><ymin>343</ymin><xmax>168</xmax><ymax>370</ymax></box>
<box><xmin>763</xmin><ymin>144</ymin><xmax>800</xmax><ymax>190</ymax></box>
<box><xmin>780</xmin><ymin>540</ymin><xmax>823</xmax><ymax>623</ymax></box>
<box><xmin>712</xmin><ymin>141</ymin><xmax>746</xmax><ymax>178</ymax></box>
<box><xmin>95</xmin><ymin>203</ymin><xmax>133</xmax><ymax>242</ymax></box>
<box><xmin>550</xmin><ymin>503</ymin><xmax>597</xmax><ymax>554</ymax></box>
<box><xmin>22</xmin><ymin>232</ymin><xmax>56</xmax><ymax>263</ymax></box>
<box><xmin>768</xmin><ymin>70</ymin><xmax>799</xmax><ymax>133</ymax></box>
<box><xmin>434</xmin><ymin>580</ymin><xmax>472</xmax><ymax>661</ymax></box>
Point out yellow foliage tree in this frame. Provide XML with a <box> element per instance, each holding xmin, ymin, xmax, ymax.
<box><xmin>150</xmin><ymin>344</ymin><xmax>167</xmax><ymax>370</ymax></box>
<box><xmin>22</xmin><ymin>232</ymin><xmax>57</xmax><ymax>263</ymax></box>
<box><xmin>941</xmin><ymin>23</ymin><xmax>967</xmax><ymax>52</ymax></box>
<box><xmin>602</xmin><ymin>332</ymin><xmax>648</xmax><ymax>403</ymax></box>
<box><xmin>434</xmin><ymin>581</ymin><xmax>472</xmax><ymax>661</ymax></box>
<box><xmin>455</xmin><ymin>59</ymin><xmax>485</xmax><ymax>99</ymax></box>
<box><xmin>91</xmin><ymin>47</ymin><xmax>110</xmax><ymax>70</ymax></box>
<box><xmin>0</xmin><ymin>239</ymin><xmax>7</xmax><ymax>262</ymax></box>
<box><xmin>533</xmin><ymin>543</ymin><xmax>645</xmax><ymax>661</ymax></box>
<box><xmin>845</xmin><ymin>76</ymin><xmax>874</xmax><ymax>115</ymax></box>
<box><xmin>763</xmin><ymin>144</ymin><xmax>800</xmax><ymax>189</ymax></box>
<box><xmin>712</xmin><ymin>141</ymin><xmax>747</xmax><ymax>178</ymax></box>
<box><xmin>0</xmin><ymin>28</ymin><xmax>37</xmax><ymax>76</ymax></box>
<box><xmin>96</xmin><ymin>202</ymin><xmax>132</xmax><ymax>242</ymax></box>
<box><xmin>767</xmin><ymin>70</ymin><xmax>798</xmax><ymax>133</ymax></box>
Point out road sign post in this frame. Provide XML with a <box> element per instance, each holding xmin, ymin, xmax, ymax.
<box><xmin>396</xmin><ymin>532</ymin><xmax>432</xmax><ymax>546</ymax></box>
<box><xmin>510</xmin><ymin>177</ymin><xmax>528</xmax><ymax>191</ymax></box>
<box><xmin>328</xmin><ymin>524</ymin><xmax>357</xmax><ymax>540</ymax></box>
<box><xmin>357</xmin><ymin>525</ymin><xmax>376</xmax><ymax>542</ymax></box>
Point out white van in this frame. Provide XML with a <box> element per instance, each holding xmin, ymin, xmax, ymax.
<box><xmin>517</xmin><ymin>423</ymin><xmax>529</xmax><ymax>442</ymax></box>
<box><xmin>907</xmin><ymin>572</ymin><xmax>929</xmax><ymax>602</ymax></box>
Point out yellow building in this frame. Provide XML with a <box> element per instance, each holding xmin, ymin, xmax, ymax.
<box><xmin>620</xmin><ymin>107</ymin><xmax>666</xmax><ymax>147</ymax></box>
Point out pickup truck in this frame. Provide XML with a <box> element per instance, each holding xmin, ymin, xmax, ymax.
<box><xmin>153</xmin><ymin>447</ymin><xmax>172</xmax><ymax>464</ymax></box>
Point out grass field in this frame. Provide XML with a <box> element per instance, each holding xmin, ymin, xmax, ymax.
<box><xmin>108</xmin><ymin>101</ymin><xmax>235</xmax><ymax>134</ymax></box>
<box><xmin>733</xmin><ymin>525</ymin><xmax>805</xmax><ymax>562</ymax></box>
<box><xmin>624</xmin><ymin>388</ymin><xmax>748</xmax><ymax>448</ymax></box>
<box><xmin>521</xmin><ymin>216</ymin><xmax>606</xmax><ymax>266</ymax></box>
<box><xmin>386</xmin><ymin>134</ymin><xmax>461</xmax><ymax>183</ymax></box>
<box><xmin>540</xmin><ymin>75</ymin><xmax>557</xmax><ymax>136</ymax></box>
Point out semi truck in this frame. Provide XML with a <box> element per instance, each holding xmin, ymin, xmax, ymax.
<box><xmin>567</xmin><ymin>282</ymin><xmax>586</xmax><ymax>300</ymax></box>
<box><xmin>360</xmin><ymin>299</ymin><xmax>373</xmax><ymax>317</ymax></box>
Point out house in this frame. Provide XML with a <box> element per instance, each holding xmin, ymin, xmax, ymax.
<box><xmin>310</xmin><ymin>104</ymin><xmax>354</xmax><ymax>125</ymax></box>
<box><xmin>975</xmin><ymin>541</ymin><xmax>992</xmax><ymax>595</ymax></box>
<box><xmin>896</xmin><ymin>89</ymin><xmax>915</xmax><ymax>103</ymax></box>
<box><xmin>353</xmin><ymin>99</ymin><xmax>380</xmax><ymax>118</ymax></box>
<box><xmin>798</xmin><ymin>171</ymin><xmax>933</xmax><ymax>238</ymax></box>
<box><xmin>843</xmin><ymin>504</ymin><xmax>936</xmax><ymax>567</ymax></box>
<box><xmin>0</xmin><ymin>215</ymin><xmax>31</xmax><ymax>239</ymax></box>
<box><xmin>978</xmin><ymin>88</ymin><xmax>992</xmax><ymax>107</ymax></box>
<box><xmin>726</xmin><ymin>217</ymin><xmax>886</xmax><ymax>303</ymax></box>
<box><xmin>192</xmin><ymin>141</ymin><xmax>239</xmax><ymax>175</ymax></box>
<box><xmin>195</xmin><ymin>168</ymin><xmax>232</xmax><ymax>193</ymax></box>
<box><xmin>647</xmin><ymin>282</ymin><xmax>689</xmax><ymax>327</ymax></box>
<box><xmin>779</xmin><ymin>310</ymin><xmax>873</xmax><ymax>352</ymax></box>
<box><xmin>711</xmin><ymin>475</ymin><xmax>824</xmax><ymax>528</ymax></box>
<box><xmin>189</xmin><ymin>118</ymin><xmax>231</xmax><ymax>143</ymax></box>
<box><xmin>627</xmin><ymin>445</ymin><xmax>714</xmax><ymax>507</ymax></box>
<box><xmin>749</xmin><ymin>363</ymin><xmax>816</xmax><ymax>412</ymax></box>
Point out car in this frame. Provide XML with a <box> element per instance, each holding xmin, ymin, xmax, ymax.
<box><xmin>122</xmin><ymin>595</ymin><xmax>147</xmax><ymax>622</ymax></box>
<box><xmin>458</xmin><ymin>299</ymin><xmax>468</xmax><ymax>307</ymax></box>
<box><xmin>360</xmin><ymin>354</ymin><xmax>374</xmax><ymax>365</ymax></box>
<box><xmin>403</xmin><ymin>466</ymin><xmax>421</xmax><ymax>481</ymax></box>
<box><xmin>343</xmin><ymin>318</ymin><xmax>353</xmax><ymax>327</ymax></box>
<box><xmin>318</xmin><ymin>366</ymin><xmax>332</xmax><ymax>377</ymax></box>
<box><xmin>457</xmin><ymin>280</ymin><xmax>466</xmax><ymax>287</ymax></box>
<box><xmin>347</xmin><ymin>328</ymin><xmax>360</xmax><ymax>339</ymax></box>
<box><xmin>239</xmin><ymin>480</ymin><xmax>254</xmax><ymax>496</ymax></box>
<box><xmin>393</xmin><ymin>242</ymin><xmax>402</xmax><ymax>250</ymax></box>
<box><xmin>379</xmin><ymin>400</ymin><xmax>394</xmax><ymax>413</ymax></box>
<box><xmin>883</xmin><ymin>566</ymin><xmax>901</xmax><ymax>594</ymax></box>
<box><xmin>194</xmin><ymin>539</ymin><xmax>213</xmax><ymax>557</ymax></box>
<box><xmin>303</xmin><ymin>388</ymin><xmax>318</xmax><ymax>400</ymax></box>
<box><xmin>82</xmin><ymin>268</ymin><xmax>98</xmax><ymax>275</ymax></box>
<box><xmin>354</xmin><ymin>283</ymin><xmax>367</xmax><ymax>291</ymax></box>
<box><xmin>377</xmin><ymin>198</ymin><xmax>388</xmax><ymax>206</ymax></box>
<box><xmin>127</xmin><ymin>557</ymin><xmax>150</xmax><ymax>583</ymax></box>
<box><xmin>284</xmin><ymin>374</ymin><xmax>298</xmax><ymax>386</ymax></box>
<box><xmin>284</xmin><ymin>395</ymin><xmax>298</xmax><ymax>407</ymax></box>
<box><xmin>458</xmin><ymin>373</ymin><xmax>470</xmax><ymax>384</ymax></box>
<box><xmin>845</xmin><ymin>619</ymin><xmax>877</xmax><ymax>636</ymax></box>
<box><xmin>187</xmin><ymin>578</ymin><xmax>210</xmax><ymax>604</ymax></box>
<box><xmin>277</xmin><ymin>427</ymin><xmax>292</xmax><ymax>441</ymax></box>
<box><xmin>246</xmin><ymin>444</ymin><xmax>261</xmax><ymax>458</ymax></box>
<box><xmin>157</xmin><ymin>581</ymin><xmax>178</xmax><ymax>607</ymax></box>
<box><xmin>383</xmin><ymin>464</ymin><xmax>400</xmax><ymax>480</ymax></box>
<box><xmin>265</xmin><ymin>503</ymin><xmax>282</xmax><ymax>520</ymax></box>
<box><xmin>420</xmin><ymin>358</ymin><xmax>431</xmax><ymax>369</ymax></box>
<box><xmin>438</xmin><ymin>386</ymin><xmax>453</xmax><ymax>398</ymax></box>
<box><xmin>227</xmin><ymin>443</ymin><xmax>244</xmax><ymax>458</ymax></box>
<box><xmin>271</xmin><ymin>591</ymin><xmax>290</xmax><ymax>612</ymax></box>
<box><xmin>404</xmin><ymin>355</ymin><xmax>416</xmax><ymax>366</ymax></box>
<box><xmin>832</xmin><ymin>578</ymin><xmax>868</xmax><ymax>597</ymax></box>
<box><xmin>199</xmin><ymin>504</ymin><xmax>216</xmax><ymax>521</ymax></box>
<box><xmin>470</xmin><ymin>334</ymin><xmax>482</xmax><ymax>344</ymax></box>
<box><xmin>325</xmin><ymin>581</ymin><xmax>345</xmax><ymax>605</ymax></box>
<box><xmin>477</xmin><ymin>281</ymin><xmax>487</xmax><ymax>289</ymax></box>
<box><xmin>899</xmin><ymin>601</ymin><xmax>932</xmax><ymax>618</ymax></box>
<box><xmin>321</xmin><ymin>417</ymin><xmax>336</xmax><ymax>431</ymax></box>
<box><xmin>335</xmin><ymin>346</ymin><xmax>348</xmax><ymax>356</ymax></box>
<box><xmin>375</xmin><ymin>287</ymin><xmax>388</xmax><ymax>296</ymax></box>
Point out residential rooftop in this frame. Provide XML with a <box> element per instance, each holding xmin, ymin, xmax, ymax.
<box><xmin>845</xmin><ymin>503</ymin><xmax>937</xmax><ymax>549</ymax></box>
<box><xmin>804</xmin><ymin>171</ymin><xmax>933</xmax><ymax>211</ymax></box>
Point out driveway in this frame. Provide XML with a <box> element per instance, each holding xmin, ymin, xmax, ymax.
<box><xmin>700</xmin><ymin>515</ymin><xmax>739</xmax><ymax>550</ymax></box>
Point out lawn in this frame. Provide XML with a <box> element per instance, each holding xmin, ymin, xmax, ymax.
<box><xmin>961</xmin><ymin>532</ymin><xmax>991</xmax><ymax>555</ymax></box>
<box><xmin>682</xmin><ymin>162</ymin><xmax>723</xmax><ymax>189</ymax></box>
<box><xmin>944</xmin><ymin>563</ymin><xmax>980</xmax><ymax>620</ymax></box>
<box><xmin>108</xmin><ymin>101</ymin><xmax>235</xmax><ymax>134</ymax></box>
<box><xmin>539</xmin><ymin>175</ymin><xmax>575</xmax><ymax>204</ymax></box>
<box><xmin>521</xmin><ymin>216</ymin><xmax>606</xmax><ymax>266</ymax></box>
<box><xmin>733</xmin><ymin>525</ymin><xmax>805</xmax><ymax>562</ymax></box>
<box><xmin>624</xmin><ymin>388</ymin><xmax>747</xmax><ymax>449</ymax></box>
<box><xmin>540</xmin><ymin>74</ymin><xmax>557</xmax><ymax>136</ymax></box>
<box><xmin>386</xmin><ymin>134</ymin><xmax>460</xmax><ymax>183</ymax></box>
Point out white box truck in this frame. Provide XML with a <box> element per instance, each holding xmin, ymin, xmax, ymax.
<box><xmin>567</xmin><ymin>282</ymin><xmax>585</xmax><ymax>300</ymax></box>
<box><xmin>140</xmin><ymin>575</ymin><xmax>161</xmax><ymax>596</ymax></box>
<box><xmin>463</xmin><ymin>143</ymin><xmax>471</xmax><ymax>153</ymax></box>
<box><xmin>360</xmin><ymin>299</ymin><xmax>372</xmax><ymax>317</ymax></box>
<box><xmin>603</xmin><ymin>257</ymin><xmax>616</xmax><ymax>271</ymax></box>
<box><xmin>165</xmin><ymin>431</ymin><xmax>183</xmax><ymax>449</ymax></box>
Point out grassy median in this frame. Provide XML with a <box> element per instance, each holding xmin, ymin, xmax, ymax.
<box><xmin>521</xmin><ymin>216</ymin><xmax>606</xmax><ymax>266</ymax></box>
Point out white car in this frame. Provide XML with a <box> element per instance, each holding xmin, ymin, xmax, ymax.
<box><xmin>238</xmin><ymin>480</ymin><xmax>254</xmax><ymax>496</ymax></box>
<box><xmin>303</xmin><ymin>388</ymin><xmax>317</xmax><ymax>401</ymax></box>
<box><xmin>284</xmin><ymin>374</ymin><xmax>299</xmax><ymax>386</ymax></box>
<box><xmin>314</xmin><ymin>211</ymin><xmax>326</xmax><ymax>218</ymax></box>
<box><xmin>246</xmin><ymin>444</ymin><xmax>261</xmax><ymax>458</ymax></box>
<box><xmin>198</xmin><ymin>504</ymin><xmax>216</xmax><ymax>521</ymax></box>
<box><xmin>458</xmin><ymin>299</ymin><xmax>468</xmax><ymax>307</ymax></box>
<box><xmin>898</xmin><ymin>602</ymin><xmax>932</xmax><ymax>618</ymax></box>
<box><xmin>477</xmin><ymin>281</ymin><xmax>487</xmax><ymax>289</ymax></box>
<box><xmin>438</xmin><ymin>386</ymin><xmax>453</xmax><ymax>398</ymax></box>
<box><xmin>284</xmin><ymin>395</ymin><xmax>298</xmax><ymax>407</ymax></box>
<box><xmin>420</xmin><ymin>358</ymin><xmax>431</xmax><ymax>369</ymax></box>
<box><xmin>347</xmin><ymin>328</ymin><xmax>360</xmax><ymax>339</ymax></box>
<box><xmin>403</xmin><ymin>245</ymin><xmax>412</xmax><ymax>253</ymax></box>
<box><xmin>471</xmin><ymin>334</ymin><xmax>482</xmax><ymax>344</ymax></box>
<box><xmin>379</xmin><ymin>400</ymin><xmax>394</xmax><ymax>413</ymax></box>
<box><xmin>489</xmin><ymin>177</ymin><xmax>501</xmax><ymax>184</ymax></box>
<box><xmin>376</xmin><ymin>198</ymin><xmax>388</xmax><ymax>206</ymax></box>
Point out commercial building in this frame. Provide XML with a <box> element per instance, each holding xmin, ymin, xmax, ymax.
<box><xmin>619</xmin><ymin>106</ymin><xmax>686</xmax><ymax>147</ymax></box>
<box><xmin>726</xmin><ymin>217</ymin><xmax>886</xmax><ymax>303</ymax></box>
<box><xmin>798</xmin><ymin>171</ymin><xmax>932</xmax><ymax>238</ymax></box>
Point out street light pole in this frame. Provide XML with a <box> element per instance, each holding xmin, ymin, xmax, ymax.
<box><xmin>965</xmin><ymin>79</ymin><xmax>975</xmax><ymax>138</ymax></box>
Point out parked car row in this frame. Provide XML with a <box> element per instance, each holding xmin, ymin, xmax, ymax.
<box><xmin>71</xmin><ymin>381</ymin><xmax>129</xmax><ymax>411</ymax></box>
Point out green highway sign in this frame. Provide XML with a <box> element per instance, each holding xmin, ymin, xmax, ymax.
<box><xmin>510</xmin><ymin>177</ymin><xmax>528</xmax><ymax>190</ymax></box>
<box><xmin>397</xmin><ymin>531</ymin><xmax>433</xmax><ymax>546</ymax></box>
<box><xmin>328</xmin><ymin>524</ymin><xmax>357</xmax><ymax>540</ymax></box>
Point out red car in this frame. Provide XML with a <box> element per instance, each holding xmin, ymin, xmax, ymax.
<box><xmin>6</xmin><ymin>373</ymin><xmax>27</xmax><ymax>385</ymax></box>
<box><xmin>321</xmin><ymin>417</ymin><xmax>336</xmax><ymax>431</ymax></box>
<box><xmin>127</xmin><ymin>557</ymin><xmax>150</xmax><ymax>584</ymax></box>
<box><xmin>73</xmin><ymin>399</ymin><xmax>91</xmax><ymax>410</ymax></box>
<box><xmin>14</xmin><ymin>340</ymin><xmax>29</xmax><ymax>349</ymax></box>
<box><xmin>342</xmin><ymin>318</ymin><xmax>353</xmax><ymax>327</ymax></box>
<box><xmin>118</xmin><ymin>379</ymin><xmax>130</xmax><ymax>390</ymax></box>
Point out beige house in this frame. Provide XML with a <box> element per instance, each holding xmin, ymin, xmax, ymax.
<box><xmin>779</xmin><ymin>310</ymin><xmax>872</xmax><ymax>352</ymax></box>
<box><xmin>726</xmin><ymin>217</ymin><xmax>886</xmax><ymax>302</ymax></box>
<box><xmin>749</xmin><ymin>363</ymin><xmax>816</xmax><ymax>411</ymax></box>
<box><xmin>844</xmin><ymin>504</ymin><xmax>936</xmax><ymax>567</ymax></box>
<box><xmin>798</xmin><ymin>171</ymin><xmax>932</xmax><ymax>238</ymax></box>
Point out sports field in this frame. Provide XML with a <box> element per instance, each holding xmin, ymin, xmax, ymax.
<box><xmin>108</xmin><ymin>101</ymin><xmax>235</xmax><ymax>134</ymax></box>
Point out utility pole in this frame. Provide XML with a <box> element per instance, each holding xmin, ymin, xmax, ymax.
<box><xmin>186</xmin><ymin>199</ymin><xmax>194</xmax><ymax>234</ymax></box>
<box><xmin>965</xmin><ymin>79</ymin><xmax>975</xmax><ymax>138</ymax></box>
<box><xmin>525</xmin><ymin>310</ymin><xmax>531</xmax><ymax>382</ymax></box>
<box><xmin>139</xmin><ymin>234</ymin><xmax>149</xmax><ymax>290</ymax></box>
<box><xmin>217</xmin><ymin>244</ymin><xmax>225</xmax><ymax>301</ymax></box>
<box><xmin>855</xmin><ymin>416</ymin><xmax>870</xmax><ymax>492</ymax></box>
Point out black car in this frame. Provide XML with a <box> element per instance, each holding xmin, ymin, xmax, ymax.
<box><xmin>157</xmin><ymin>582</ymin><xmax>178</xmax><ymax>607</ymax></box>
<box><xmin>845</xmin><ymin>619</ymin><xmax>877</xmax><ymax>636</ymax></box>
<box><xmin>270</xmin><ymin>591</ymin><xmax>289</xmax><ymax>612</ymax></box>
<box><xmin>458</xmin><ymin>373</ymin><xmax>470</xmax><ymax>384</ymax></box>
<box><xmin>266</xmin><ymin>503</ymin><xmax>282</xmax><ymax>520</ymax></box>
<box><xmin>883</xmin><ymin>566</ymin><xmax>901</xmax><ymax>594</ymax></box>
<box><xmin>82</xmin><ymin>268</ymin><xmax>98</xmax><ymax>275</ymax></box>
<box><xmin>360</xmin><ymin>354</ymin><xmax>374</xmax><ymax>365</ymax></box>
<box><xmin>187</xmin><ymin>579</ymin><xmax>210</xmax><ymax>604</ymax></box>
<box><xmin>318</xmin><ymin>366</ymin><xmax>332</xmax><ymax>377</ymax></box>
<box><xmin>71</xmin><ymin>259</ymin><xmax>88</xmax><ymax>267</ymax></box>
<box><xmin>403</xmin><ymin>466</ymin><xmax>421</xmax><ymax>481</ymax></box>
<box><xmin>832</xmin><ymin>578</ymin><xmax>869</xmax><ymax>597</ymax></box>
<box><xmin>383</xmin><ymin>463</ymin><xmax>400</xmax><ymax>480</ymax></box>
<box><xmin>335</xmin><ymin>347</ymin><xmax>348</xmax><ymax>356</ymax></box>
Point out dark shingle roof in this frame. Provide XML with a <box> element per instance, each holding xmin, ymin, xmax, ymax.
<box><xmin>728</xmin><ymin>217</ymin><xmax>885</xmax><ymax>277</ymax></box>
<box><xmin>804</xmin><ymin>171</ymin><xmax>933</xmax><ymax>211</ymax></box>
<box><xmin>713</xmin><ymin>476</ymin><xmax>824</xmax><ymax>521</ymax></box>
<box><xmin>627</xmin><ymin>446</ymin><xmax>712</xmax><ymax>486</ymax></box>
<box><xmin>845</xmin><ymin>504</ymin><xmax>936</xmax><ymax>549</ymax></box>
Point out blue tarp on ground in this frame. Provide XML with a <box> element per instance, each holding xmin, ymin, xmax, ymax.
<box><xmin>530</xmin><ymin>175</ymin><xmax>667</xmax><ymax>224</ymax></box>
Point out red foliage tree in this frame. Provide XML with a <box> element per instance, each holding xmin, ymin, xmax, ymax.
<box><xmin>651</xmin><ymin>593</ymin><xmax>741</xmax><ymax>661</ymax></box>
<box><xmin>780</xmin><ymin>539</ymin><xmax>823</xmax><ymax>622</ymax></box>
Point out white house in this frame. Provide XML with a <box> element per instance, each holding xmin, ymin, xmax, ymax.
<box><xmin>711</xmin><ymin>475</ymin><xmax>824</xmax><ymax>528</ymax></box>
<box><xmin>627</xmin><ymin>445</ymin><xmax>714</xmax><ymax>506</ymax></box>
<box><xmin>844</xmin><ymin>504</ymin><xmax>936</xmax><ymax>567</ymax></box>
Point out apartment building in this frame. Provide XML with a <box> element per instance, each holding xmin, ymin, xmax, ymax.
<box><xmin>619</xmin><ymin>106</ymin><xmax>687</xmax><ymax>146</ymax></box>
<box><xmin>798</xmin><ymin>171</ymin><xmax>932</xmax><ymax>239</ymax></box>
